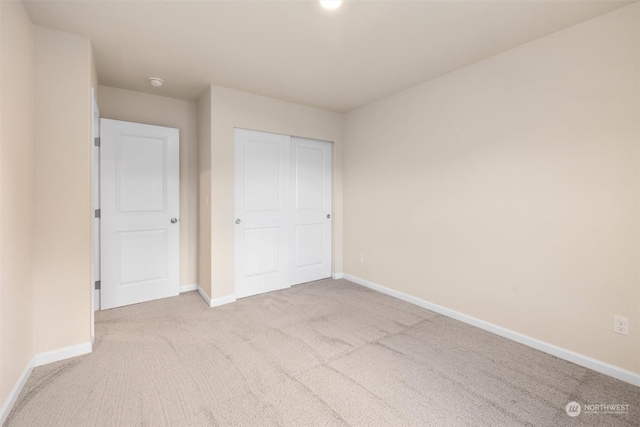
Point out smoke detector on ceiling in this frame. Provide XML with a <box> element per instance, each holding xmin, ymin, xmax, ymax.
<box><xmin>149</xmin><ymin>77</ymin><xmax>164</xmax><ymax>87</ymax></box>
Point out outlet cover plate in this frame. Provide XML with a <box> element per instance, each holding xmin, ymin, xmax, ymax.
<box><xmin>614</xmin><ymin>315</ymin><xmax>629</xmax><ymax>336</ymax></box>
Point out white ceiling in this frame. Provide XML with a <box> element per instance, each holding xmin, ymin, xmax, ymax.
<box><xmin>23</xmin><ymin>0</ymin><xmax>632</xmax><ymax>112</ymax></box>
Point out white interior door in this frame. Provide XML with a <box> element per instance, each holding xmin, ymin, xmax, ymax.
<box><xmin>291</xmin><ymin>137</ymin><xmax>332</xmax><ymax>285</ymax></box>
<box><xmin>101</xmin><ymin>119</ymin><xmax>179</xmax><ymax>309</ymax></box>
<box><xmin>234</xmin><ymin>129</ymin><xmax>292</xmax><ymax>298</ymax></box>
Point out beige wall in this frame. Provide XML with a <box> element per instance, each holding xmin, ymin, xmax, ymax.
<box><xmin>197</xmin><ymin>88</ymin><xmax>212</xmax><ymax>297</ymax></box>
<box><xmin>0</xmin><ymin>0</ymin><xmax>35</xmax><ymax>408</ymax></box>
<box><xmin>90</xmin><ymin>48</ymin><xmax>98</xmax><ymax>100</ymax></box>
<box><xmin>202</xmin><ymin>85</ymin><xmax>344</xmax><ymax>299</ymax></box>
<box><xmin>344</xmin><ymin>4</ymin><xmax>640</xmax><ymax>373</ymax></box>
<box><xmin>97</xmin><ymin>85</ymin><xmax>199</xmax><ymax>287</ymax></box>
<box><xmin>33</xmin><ymin>26</ymin><xmax>93</xmax><ymax>353</ymax></box>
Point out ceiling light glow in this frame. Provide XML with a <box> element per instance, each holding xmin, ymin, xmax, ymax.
<box><xmin>320</xmin><ymin>0</ymin><xmax>342</xmax><ymax>10</ymax></box>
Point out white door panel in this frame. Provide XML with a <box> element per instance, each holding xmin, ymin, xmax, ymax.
<box><xmin>117</xmin><ymin>134</ymin><xmax>167</xmax><ymax>212</ymax></box>
<box><xmin>234</xmin><ymin>129</ymin><xmax>291</xmax><ymax>298</ymax></box>
<box><xmin>101</xmin><ymin>119</ymin><xmax>179</xmax><ymax>309</ymax></box>
<box><xmin>294</xmin><ymin>224</ymin><xmax>324</xmax><ymax>267</ymax></box>
<box><xmin>291</xmin><ymin>137</ymin><xmax>332</xmax><ymax>284</ymax></box>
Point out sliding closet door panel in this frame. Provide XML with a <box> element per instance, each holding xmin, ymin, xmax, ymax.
<box><xmin>234</xmin><ymin>129</ymin><xmax>292</xmax><ymax>298</ymax></box>
<box><xmin>291</xmin><ymin>137</ymin><xmax>332</xmax><ymax>285</ymax></box>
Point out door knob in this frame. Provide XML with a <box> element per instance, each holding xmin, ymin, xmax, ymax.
<box><xmin>327</xmin><ymin>214</ymin><xmax>331</xmax><ymax>219</ymax></box>
<box><xmin>171</xmin><ymin>218</ymin><xmax>178</xmax><ymax>224</ymax></box>
<box><xmin>235</xmin><ymin>219</ymin><xmax>241</xmax><ymax>224</ymax></box>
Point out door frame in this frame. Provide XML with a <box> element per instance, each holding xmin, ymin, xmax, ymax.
<box><xmin>91</xmin><ymin>87</ymin><xmax>100</xmax><ymax>341</ymax></box>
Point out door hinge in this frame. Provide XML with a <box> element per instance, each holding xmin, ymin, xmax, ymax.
<box><xmin>94</xmin><ymin>209</ymin><xmax>100</xmax><ymax>218</ymax></box>
<box><xmin>94</xmin><ymin>280</ymin><xmax>101</xmax><ymax>290</ymax></box>
<box><xmin>94</xmin><ymin>137</ymin><xmax>100</xmax><ymax>147</ymax></box>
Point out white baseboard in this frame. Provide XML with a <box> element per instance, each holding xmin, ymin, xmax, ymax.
<box><xmin>0</xmin><ymin>342</ymin><xmax>93</xmax><ymax>426</ymax></box>
<box><xmin>196</xmin><ymin>285</ymin><xmax>211</xmax><ymax>305</ymax></box>
<box><xmin>180</xmin><ymin>283</ymin><xmax>197</xmax><ymax>293</ymax></box>
<box><xmin>34</xmin><ymin>342</ymin><xmax>92</xmax><ymax>367</ymax></box>
<box><xmin>210</xmin><ymin>294</ymin><xmax>236</xmax><ymax>308</ymax></box>
<box><xmin>195</xmin><ymin>285</ymin><xmax>236</xmax><ymax>308</ymax></box>
<box><xmin>0</xmin><ymin>357</ymin><xmax>34</xmax><ymax>426</ymax></box>
<box><xmin>332</xmin><ymin>273</ymin><xmax>344</xmax><ymax>279</ymax></box>
<box><xmin>343</xmin><ymin>274</ymin><xmax>640</xmax><ymax>387</ymax></box>
<box><xmin>2</xmin><ymin>342</ymin><xmax>94</xmax><ymax>423</ymax></box>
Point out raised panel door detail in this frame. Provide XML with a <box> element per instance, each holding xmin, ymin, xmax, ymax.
<box><xmin>244</xmin><ymin>228</ymin><xmax>280</xmax><ymax>277</ymax></box>
<box><xmin>118</xmin><ymin>134</ymin><xmax>166</xmax><ymax>213</ymax></box>
<box><xmin>119</xmin><ymin>230</ymin><xmax>167</xmax><ymax>285</ymax></box>
<box><xmin>245</xmin><ymin>140</ymin><xmax>280</xmax><ymax>212</ymax></box>
<box><xmin>295</xmin><ymin>146</ymin><xmax>324</xmax><ymax>210</ymax></box>
<box><xmin>294</xmin><ymin>224</ymin><xmax>323</xmax><ymax>268</ymax></box>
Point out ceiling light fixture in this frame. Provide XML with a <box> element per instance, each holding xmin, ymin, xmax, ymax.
<box><xmin>149</xmin><ymin>77</ymin><xmax>164</xmax><ymax>87</ymax></box>
<box><xmin>320</xmin><ymin>0</ymin><xmax>342</xmax><ymax>10</ymax></box>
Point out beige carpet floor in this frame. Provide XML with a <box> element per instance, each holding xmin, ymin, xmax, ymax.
<box><xmin>6</xmin><ymin>279</ymin><xmax>640</xmax><ymax>426</ymax></box>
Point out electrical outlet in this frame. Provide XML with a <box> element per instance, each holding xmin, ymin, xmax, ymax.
<box><xmin>613</xmin><ymin>315</ymin><xmax>629</xmax><ymax>336</ymax></box>
<box><xmin>358</xmin><ymin>254</ymin><xmax>364</xmax><ymax>263</ymax></box>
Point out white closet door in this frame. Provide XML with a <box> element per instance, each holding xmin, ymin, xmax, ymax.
<box><xmin>234</xmin><ymin>129</ymin><xmax>292</xmax><ymax>298</ymax></box>
<box><xmin>101</xmin><ymin>119</ymin><xmax>180</xmax><ymax>309</ymax></box>
<box><xmin>291</xmin><ymin>137</ymin><xmax>332</xmax><ymax>285</ymax></box>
